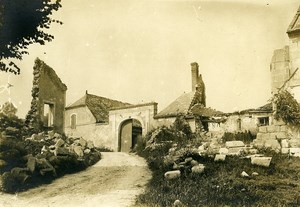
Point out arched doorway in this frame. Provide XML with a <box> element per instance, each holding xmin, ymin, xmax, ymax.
<box><xmin>118</xmin><ymin>119</ymin><xmax>142</xmax><ymax>152</ymax></box>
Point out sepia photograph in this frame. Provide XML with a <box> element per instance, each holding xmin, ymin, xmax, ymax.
<box><xmin>1</xmin><ymin>0</ymin><xmax>300</xmax><ymax>206</ymax></box>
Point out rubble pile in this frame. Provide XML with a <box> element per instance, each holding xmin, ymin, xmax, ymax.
<box><xmin>0</xmin><ymin>131</ymin><xmax>101</xmax><ymax>193</ymax></box>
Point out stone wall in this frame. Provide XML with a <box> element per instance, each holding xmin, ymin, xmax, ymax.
<box><xmin>209</xmin><ymin>113</ymin><xmax>272</xmax><ymax>135</ymax></box>
<box><xmin>253</xmin><ymin>119</ymin><xmax>300</xmax><ymax>154</ymax></box>
<box><xmin>25</xmin><ymin>58</ymin><xmax>67</xmax><ymax>134</ymax></box>
<box><xmin>64</xmin><ymin>106</ymin><xmax>113</xmax><ymax>149</ymax></box>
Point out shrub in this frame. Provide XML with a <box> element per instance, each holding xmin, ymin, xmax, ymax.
<box><xmin>222</xmin><ymin>131</ymin><xmax>255</xmax><ymax>144</ymax></box>
<box><xmin>274</xmin><ymin>90</ymin><xmax>300</xmax><ymax>126</ymax></box>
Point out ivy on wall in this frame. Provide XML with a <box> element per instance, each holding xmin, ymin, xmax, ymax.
<box><xmin>274</xmin><ymin>90</ymin><xmax>300</xmax><ymax>126</ymax></box>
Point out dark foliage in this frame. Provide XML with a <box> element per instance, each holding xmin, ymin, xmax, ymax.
<box><xmin>274</xmin><ymin>90</ymin><xmax>300</xmax><ymax>126</ymax></box>
<box><xmin>222</xmin><ymin>131</ymin><xmax>255</xmax><ymax>144</ymax></box>
<box><xmin>0</xmin><ymin>0</ymin><xmax>62</xmax><ymax>74</ymax></box>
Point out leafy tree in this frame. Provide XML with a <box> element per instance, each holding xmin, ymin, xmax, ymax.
<box><xmin>0</xmin><ymin>0</ymin><xmax>62</xmax><ymax>75</ymax></box>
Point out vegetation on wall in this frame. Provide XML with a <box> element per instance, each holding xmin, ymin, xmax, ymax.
<box><xmin>273</xmin><ymin>90</ymin><xmax>300</xmax><ymax>126</ymax></box>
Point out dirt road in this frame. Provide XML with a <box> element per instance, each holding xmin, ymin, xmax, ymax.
<box><xmin>0</xmin><ymin>152</ymin><xmax>152</xmax><ymax>207</ymax></box>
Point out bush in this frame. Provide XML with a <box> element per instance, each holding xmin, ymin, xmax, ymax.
<box><xmin>222</xmin><ymin>131</ymin><xmax>255</xmax><ymax>144</ymax></box>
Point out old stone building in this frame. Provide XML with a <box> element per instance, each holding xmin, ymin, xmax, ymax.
<box><xmin>26</xmin><ymin>58</ymin><xmax>67</xmax><ymax>133</ymax></box>
<box><xmin>205</xmin><ymin>104</ymin><xmax>273</xmax><ymax>135</ymax></box>
<box><xmin>64</xmin><ymin>91</ymin><xmax>158</xmax><ymax>151</ymax></box>
<box><xmin>64</xmin><ymin>62</ymin><xmax>206</xmax><ymax>151</ymax></box>
<box><xmin>271</xmin><ymin>6</ymin><xmax>300</xmax><ymax>99</ymax></box>
<box><xmin>252</xmin><ymin>5</ymin><xmax>300</xmax><ymax>153</ymax></box>
<box><xmin>154</xmin><ymin>62</ymin><xmax>206</xmax><ymax>132</ymax></box>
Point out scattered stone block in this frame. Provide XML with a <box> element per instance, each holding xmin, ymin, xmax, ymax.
<box><xmin>191</xmin><ymin>164</ymin><xmax>205</xmax><ymax>174</ymax></box>
<box><xmin>73</xmin><ymin>146</ymin><xmax>84</xmax><ymax>157</ymax></box>
<box><xmin>219</xmin><ymin>148</ymin><xmax>229</xmax><ymax>155</ymax></box>
<box><xmin>281</xmin><ymin>139</ymin><xmax>289</xmax><ymax>148</ymax></box>
<box><xmin>190</xmin><ymin>160</ymin><xmax>199</xmax><ymax>166</ymax></box>
<box><xmin>225</xmin><ymin>141</ymin><xmax>245</xmax><ymax>148</ymax></box>
<box><xmin>185</xmin><ymin>157</ymin><xmax>193</xmax><ymax>163</ymax></box>
<box><xmin>227</xmin><ymin>147</ymin><xmax>244</xmax><ymax>155</ymax></box>
<box><xmin>281</xmin><ymin>148</ymin><xmax>289</xmax><ymax>154</ymax></box>
<box><xmin>214</xmin><ymin>154</ymin><xmax>226</xmax><ymax>162</ymax></box>
<box><xmin>164</xmin><ymin>170</ymin><xmax>181</xmax><ymax>180</ymax></box>
<box><xmin>173</xmin><ymin>199</ymin><xmax>184</xmax><ymax>207</ymax></box>
<box><xmin>252</xmin><ymin>172</ymin><xmax>259</xmax><ymax>176</ymax></box>
<box><xmin>198</xmin><ymin>145</ymin><xmax>206</xmax><ymax>154</ymax></box>
<box><xmin>79</xmin><ymin>138</ymin><xmax>87</xmax><ymax>147</ymax></box>
<box><xmin>55</xmin><ymin>147</ymin><xmax>70</xmax><ymax>156</ymax></box>
<box><xmin>289</xmin><ymin>148</ymin><xmax>300</xmax><ymax>157</ymax></box>
<box><xmin>55</xmin><ymin>138</ymin><xmax>65</xmax><ymax>148</ymax></box>
<box><xmin>251</xmin><ymin>157</ymin><xmax>272</xmax><ymax>167</ymax></box>
<box><xmin>31</xmin><ymin>134</ymin><xmax>38</xmax><ymax>140</ymax></box>
<box><xmin>241</xmin><ymin>171</ymin><xmax>249</xmax><ymax>177</ymax></box>
<box><xmin>84</xmin><ymin>149</ymin><xmax>91</xmax><ymax>154</ymax></box>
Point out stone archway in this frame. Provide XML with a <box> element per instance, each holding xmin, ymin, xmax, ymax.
<box><xmin>118</xmin><ymin>118</ymin><xmax>142</xmax><ymax>152</ymax></box>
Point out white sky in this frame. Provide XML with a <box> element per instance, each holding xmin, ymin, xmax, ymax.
<box><xmin>1</xmin><ymin>0</ymin><xmax>300</xmax><ymax>118</ymax></box>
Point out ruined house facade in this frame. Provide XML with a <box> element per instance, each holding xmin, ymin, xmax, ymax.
<box><xmin>271</xmin><ymin>6</ymin><xmax>300</xmax><ymax>98</ymax></box>
<box><xmin>26</xmin><ymin>58</ymin><xmax>67</xmax><ymax>134</ymax></box>
<box><xmin>252</xmin><ymin>6</ymin><xmax>300</xmax><ymax>153</ymax></box>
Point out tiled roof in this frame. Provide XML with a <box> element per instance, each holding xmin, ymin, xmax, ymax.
<box><xmin>155</xmin><ymin>91</ymin><xmax>203</xmax><ymax>118</ymax></box>
<box><xmin>66</xmin><ymin>93</ymin><xmax>131</xmax><ymax>123</ymax></box>
<box><xmin>287</xmin><ymin>5</ymin><xmax>300</xmax><ymax>36</ymax></box>
<box><xmin>190</xmin><ymin>104</ymin><xmax>224</xmax><ymax>117</ymax></box>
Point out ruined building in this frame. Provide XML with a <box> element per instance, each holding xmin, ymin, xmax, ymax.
<box><xmin>65</xmin><ymin>62</ymin><xmax>205</xmax><ymax>151</ymax></box>
<box><xmin>271</xmin><ymin>6</ymin><xmax>300</xmax><ymax>99</ymax></box>
<box><xmin>154</xmin><ymin>62</ymin><xmax>206</xmax><ymax>131</ymax></box>
<box><xmin>25</xmin><ymin>58</ymin><xmax>67</xmax><ymax>133</ymax></box>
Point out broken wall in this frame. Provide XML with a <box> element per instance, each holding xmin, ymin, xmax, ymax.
<box><xmin>25</xmin><ymin>58</ymin><xmax>67</xmax><ymax>134</ymax></box>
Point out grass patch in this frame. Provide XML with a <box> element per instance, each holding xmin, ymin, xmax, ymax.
<box><xmin>137</xmin><ymin>154</ymin><xmax>300</xmax><ymax>207</ymax></box>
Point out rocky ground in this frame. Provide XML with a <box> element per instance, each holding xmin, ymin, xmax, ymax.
<box><xmin>0</xmin><ymin>152</ymin><xmax>152</xmax><ymax>207</ymax></box>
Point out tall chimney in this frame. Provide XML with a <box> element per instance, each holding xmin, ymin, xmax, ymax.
<box><xmin>191</xmin><ymin>62</ymin><xmax>199</xmax><ymax>91</ymax></box>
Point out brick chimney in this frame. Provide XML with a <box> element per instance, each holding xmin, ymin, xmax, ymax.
<box><xmin>191</xmin><ymin>62</ymin><xmax>199</xmax><ymax>91</ymax></box>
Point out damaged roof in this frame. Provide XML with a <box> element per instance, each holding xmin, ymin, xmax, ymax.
<box><xmin>190</xmin><ymin>104</ymin><xmax>224</xmax><ymax>117</ymax></box>
<box><xmin>66</xmin><ymin>92</ymin><xmax>131</xmax><ymax>123</ymax></box>
<box><xmin>155</xmin><ymin>91</ymin><xmax>203</xmax><ymax>118</ymax></box>
<box><xmin>287</xmin><ymin>5</ymin><xmax>300</xmax><ymax>36</ymax></box>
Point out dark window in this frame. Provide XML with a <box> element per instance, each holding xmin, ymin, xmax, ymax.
<box><xmin>71</xmin><ymin>114</ymin><xmax>77</xmax><ymax>129</ymax></box>
<box><xmin>258</xmin><ymin>117</ymin><xmax>269</xmax><ymax>126</ymax></box>
<box><xmin>237</xmin><ymin>118</ymin><xmax>241</xmax><ymax>130</ymax></box>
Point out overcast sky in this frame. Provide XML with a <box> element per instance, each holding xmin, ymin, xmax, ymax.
<box><xmin>1</xmin><ymin>0</ymin><xmax>300</xmax><ymax>118</ymax></box>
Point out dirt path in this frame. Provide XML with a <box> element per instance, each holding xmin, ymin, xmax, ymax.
<box><xmin>0</xmin><ymin>152</ymin><xmax>152</xmax><ymax>207</ymax></box>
